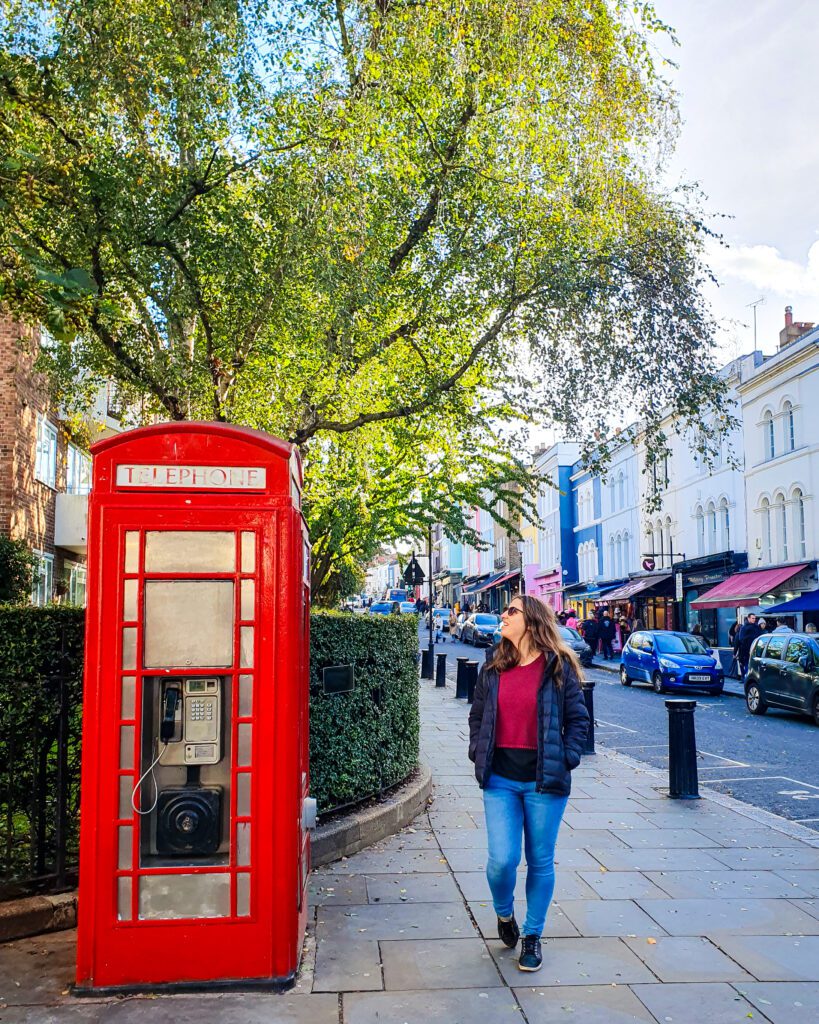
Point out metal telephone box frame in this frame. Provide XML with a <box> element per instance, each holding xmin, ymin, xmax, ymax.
<box><xmin>76</xmin><ymin>424</ymin><xmax>311</xmax><ymax>993</ymax></box>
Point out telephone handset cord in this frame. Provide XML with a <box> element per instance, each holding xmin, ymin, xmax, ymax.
<box><xmin>131</xmin><ymin>742</ymin><xmax>168</xmax><ymax>815</ymax></box>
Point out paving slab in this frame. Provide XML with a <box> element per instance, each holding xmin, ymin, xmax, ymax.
<box><xmin>586</xmin><ymin>846</ymin><xmax>728</xmax><ymax>872</ymax></box>
<box><xmin>316</xmin><ymin>901</ymin><xmax>474</xmax><ymax>941</ymax></box>
<box><xmin>555</xmin><ymin>828</ymin><xmax>631</xmax><ymax>849</ymax></box>
<box><xmin>631</xmin><ymin>983</ymin><xmax>764</xmax><ymax>1024</ymax></box>
<box><xmin>558</xmin><ymin>899</ymin><xmax>668</xmax><ymax>938</ymax></box>
<box><xmin>368</xmin><ymin>829</ymin><xmax>440</xmax><ymax>852</ymax></box>
<box><xmin>712</xmin><ymin>935</ymin><xmax>819</xmax><ymax>981</ymax></box>
<box><xmin>610</xmin><ymin>829</ymin><xmax>720</xmax><ymax>849</ymax></box>
<box><xmin>770</xmin><ymin>868</ymin><xmax>819</xmax><ymax>895</ymax></box>
<box><xmin>467</xmin><ymin>900</ymin><xmax>579</xmax><ymax>940</ymax></box>
<box><xmin>312</xmin><ymin>938</ymin><xmax>383</xmax><ymax>992</ymax></box>
<box><xmin>567</xmin><ymin>798</ymin><xmax>654</xmax><ymax>814</ymax></box>
<box><xmin>708</xmin><ymin>846</ymin><xmax>819</xmax><ymax>870</ymax></box>
<box><xmin>642</xmin><ymin>870</ymin><xmax>811</xmax><ymax>900</ymax></box>
<box><xmin>363</xmin><ymin>871</ymin><xmax>461</xmax><ymax>904</ymax></box>
<box><xmin>635</xmin><ymin>897</ymin><xmax>819</xmax><ymax>936</ymax></box>
<box><xmin>309</xmin><ymin>873</ymin><xmax>369</xmax><ymax>907</ymax></box>
<box><xmin>577</xmin><ymin>871</ymin><xmax>672</xmax><ymax>900</ymax></box>
<box><xmin>488</xmin><ymin>937</ymin><xmax>657</xmax><ymax>987</ymax></box>
<box><xmin>343</xmin><ymin>987</ymin><xmax>525</xmax><ymax>1023</ymax></box>
<box><xmin>790</xmin><ymin>897</ymin><xmax>819</xmax><ymax>921</ymax></box>
<box><xmin>513</xmin><ymin>983</ymin><xmax>657</xmax><ymax>1023</ymax></box>
<box><xmin>103</xmin><ymin>995</ymin><xmax>341</xmax><ymax>1023</ymax></box>
<box><xmin>0</xmin><ymin>928</ymin><xmax>75</xmax><ymax>1006</ymax></box>
<box><xmin>563</xmin><ymin>812</ymin><xmax>657</xmax><ymax>831</ymax></box>
<box><xmin>737</xmin><ymin>981</ymin><xmax>819</xmax><ymax>1024</ymax></box>
<box><xmin>693</xmin><ymin>829</ymin><xmax>808</xmax><ymax>848</ymax></box>
<box><xmin>313</xmin><ymin>848</ymin><xmax>447</xmax><ymax>874</ymax></box>
<box><xmin>622</xmin><ymin>936</ymin><xmax>752</xmax><ymax>983</ymax></box>
<box><xmin>379</xmin><ymin>937</ymin><xmax>502</xmax><ymax>990</ymax></box>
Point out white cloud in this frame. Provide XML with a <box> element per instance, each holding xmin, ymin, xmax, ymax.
<box><xmin>707</xmin><ymin>239</ymin><xmax>819</xmax><ymax>300</ymax></box>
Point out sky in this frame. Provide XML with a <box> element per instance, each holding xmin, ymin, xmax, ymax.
<box><xmin>654</xmin><ymin>0</ymin><xmax>819</xmax><ymax>359</ymax></box>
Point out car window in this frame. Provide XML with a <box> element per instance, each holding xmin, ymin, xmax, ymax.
<box><xmin>475</xmin><ymin>614</ymin><xmax>499</xmax><ymax>626</ymax></box>
<box><xmin>655</xmin><ymin>634</ymin><xmax>709</xmax><ymax>654</ymax></box>
<box><xmin>784</xmin><ymin>637</ymin><xmax>811</xmax><ymax>664</ymax></box>
<box><xmin>629</xmin><ymin>632</ymin><xmax>644</xmax><ymax>650</ymax></box>
<box><xmin>752</xmin><ymin>636</ymin><xmax>769</xmax><ymax>657</ymax></box>
<box><xmin>560</xmin><ymin>626</ymin><xmax>581</xmax><ymax>642</ymax></box>
<box><xmin>764</xmin><ymin>636</ymin><xmax>786</xmax><ymax>661</ymax></box>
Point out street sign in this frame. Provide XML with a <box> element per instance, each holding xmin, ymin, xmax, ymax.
<box><xmin>675</xmin><ymin>572</ymin><xmax>684</xmax><ymax>602</ymax></box>
<box><xmin>403</xmin><ymin>556</ymin><xmax>425</xmax><ymax>586</ymax></box>
<box><xmin>642</xmin><ymin>557</ymin><xmax>655</xmax><ymax>572</ymax></box>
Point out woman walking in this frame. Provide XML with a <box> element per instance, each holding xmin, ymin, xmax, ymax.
<box><xmin>468</xmin><ymin>595</ymin><xmax>589</xmax><ymax>971</ymax></box>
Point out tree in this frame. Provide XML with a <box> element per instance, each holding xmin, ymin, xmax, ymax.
<box><xmin>1</xmin><ymin>1</ymin><xmax>732</xmax><ymax>588</ymax></box>
<box><xmin>0</xmin><ymin>536</ymin><xmax>37</xmax><ymax>604</ymax></box>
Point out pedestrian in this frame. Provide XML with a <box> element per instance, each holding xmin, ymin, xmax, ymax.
<box><xmin>690</xmin><ymin>622</ymin><xmax>709</xmax><ymax>645</ymax></box>
<box><xmin>599</xmin><ymin>609</ymin><xmax>615</xmax><ymax>660</ymax></box>
<box><xmin>619</xmin><ymin>615</ymin><xmax>631</xmax><ymax>648</ymax></box>
<box><xmin>565</xmin><ymin>609</ymin><xmax>578</xmax><ymax>630</ymax></box>
<box><xmin>581</xmin><ymin>615</ymin><xmax>599</xmax><ymax>655</ymax></box>
<box><xmin>736</xmin><ymin>613</ymin><xmax>763</xmax><ymax>680</ymax></box>
<box><xmin>632</xmin><ymin>618</ymin><xmax>644</xmax><ymax>632</ymax></box>
<box><xmin>772</xmin><ymin>617</ymin><xmax>794</xmax><ymax>634</ymax></box>
<box><xmin>728</xmin><ymin>618</ymin><xmax>741</xmax><ymax>649</ymax></box>
<box><xmin>468</xmin><ymin>595</ymin><xmax>589</xmax><ymax>973</ymax></box>
<box><xmin>449</xmin><ymin>607</ymin><xmax>458</xmax><ymax>637</ymax></box>
<box><xmin>758</xmin><ymin>617</ymin><xmax>769</xmax><ymax>633</ymax></box>
<box><xmin>806</xmin><ymin>623</ymin><xmax>818</xmax><ymax>634</ymax></box>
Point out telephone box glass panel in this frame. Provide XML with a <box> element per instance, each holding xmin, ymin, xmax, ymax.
<box><xmin>143</xmin><ymin>581</ymin><xmax>234</xmax><ymax>668</ymax></box>
<box><xmin>144</xmin><ymin>531</ymin><xmax>235</xmax><ymax>573</ymax></box>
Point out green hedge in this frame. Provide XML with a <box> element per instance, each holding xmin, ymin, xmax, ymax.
<box><xmin>309</xmin><ymin>612</ymin><xmax>420</xmax><ymax>815</ymax></box>
<box><xmin>0</xmin><ymin>606</ymin><xmax>419</xmax><ymax>889</ymax></box>
<box><xmin>0</xmin><ymin>606</ymin><xmax>85</xmax><ymax>891</ymax></box>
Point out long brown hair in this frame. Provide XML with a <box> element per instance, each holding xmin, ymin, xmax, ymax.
<box><xmin>487</xmin><ymin>594</ymin><xmax>583</xmax><ymax>687</ymax></box>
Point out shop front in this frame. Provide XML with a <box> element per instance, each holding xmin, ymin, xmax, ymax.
<box><xmin>562</xmin><ymin>582</ymin><xmax>620</xmax><ymax>623</ymax></box>
<box><xmin>530</xmin><ymin>567</ymin><xmax>564</xmax><ymax>610</ymax></box>
<box><xmin>691</xmin><ymin>561</ymin><xmax>814</xmax><ymax>634</ymax></box>
<box><xmin>600</xmin><ymin>573</ymin><xmax>674</xmax><ymax>637</ymax></box>
<box><xmin>436</xmin><ymin>570</ymin><xmax>463</xmax><ymax>608</ymax></box>
<box><xmin>674</xmin><ymin>551</ymin><xmax>748</xmax><ymax>648</ymax></box>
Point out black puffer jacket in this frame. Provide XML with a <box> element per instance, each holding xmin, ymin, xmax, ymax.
<box><xmin>468</xmin><ymin>653</ymin><xmax>589</xmax><ymax>795</ymax></box>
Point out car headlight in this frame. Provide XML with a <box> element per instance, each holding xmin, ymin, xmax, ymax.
<box><xmin>659</xmin><ymin>659</ymin><xmax>677</xmax><ymax>670</ymax></box>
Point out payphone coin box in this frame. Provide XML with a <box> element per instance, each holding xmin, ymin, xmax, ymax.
<box><xmin>76</xmin><ymin>424</ymin><xmax>311</xmax><ymax>993</ymax></box>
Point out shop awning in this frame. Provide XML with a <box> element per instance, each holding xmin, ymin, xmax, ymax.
<box><xmin>602</xmin><ymin>574</ymin><xmax>672</xmax><ymax>603</ymax></box>
<box><xmin>691</xmin><ymin>564</ymin><xmax>809</xmax><ymax>609</ymax></box>
<box><xmin>563</xmin><ymin>582</ymin><xmax>622</xmax><ymax>601</ymax></box>
<box><xmin>461</xmin><ymin>574</ymin><xmax>490</xmax><ymax>597</ymax></box>
<box><xmin>764</xmin><ymin>588</ymin><xmax>819</xmax><ymax>614</ymax></box>
<box><xmin>467</xmin><ymin>569</ymin><xmax>519</xmax><ymax>594</ymax></box>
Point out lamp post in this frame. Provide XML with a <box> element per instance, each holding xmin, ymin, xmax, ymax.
<box><xmin>517</xmin><ymin>539</ymin><xmax>526</xmax><ymax>595</ymax></box>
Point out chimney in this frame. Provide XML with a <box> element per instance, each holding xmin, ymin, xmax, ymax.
<box><xmin>779</xmin><ymin>305</ymin><xmax>814</xmax><ymax>349</ymax></box>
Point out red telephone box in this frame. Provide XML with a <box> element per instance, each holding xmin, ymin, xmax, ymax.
<box><xmin>76</xmin><ymin>423</ymin><xmax>312</xmax><ymax>992</ymax></box>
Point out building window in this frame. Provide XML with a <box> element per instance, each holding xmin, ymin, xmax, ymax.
<box><xmin>654</xmin><ymin>520</ymin><xmax>663</xmax><ymax>563</ymax></box>
<box><xmin>783</xmin><ymin>401</ymin><xmax>795</xmax><ymax>452</ymax></box>
<box><xmin>618</xmin><ymin>471</ymin><xmax>626</xmax><ymax>510</ymax></box>
<box><xmin>623</xmin><ymin>531</ymin><xmax>631</xmax><ymax>572</ymax></box>
<box><xmin>663</xmin><ymin>516</ymin><xmax>672</xmax><ymax>559</ymax></box>
<box><xmin>705</xmin><ymin>502</ymin><xmax>717</xmax><ymax>555</ymax></box>
<box><xmin>695</xmin><ymin>506</ymin><xmax>704</xmax><ymax>557</ymax></box>
<box><xmin>719</xmin><ymin>498</ymin><xmax>730</xmax><ymax>551</ymax></box>
<box><xmin>793</xmin><ymin>488</ymin><xmax>807</xmax><ymax>559</ymax></box>
<box><xmin>35</xmin><ymin>416</ymin><xmax>58</xmax><ymax>488</ymax></box>
<box><xmin>763</xmin><ymin>410</ymin><xmax>775</xmax><ymax>460</ymax></box>
<box><xmin>588</xmin><ymin>540</ymin><xmax>597</xmax><ymax>581</ymax></box>
<box><xmin>32</xmin><ymin>552</ymin><xmax>54</xmax><ymax>606</ymax></box>
<box><xmin>66</xmin><ymin>445</ymin><xmax>92</xmax><ymax>495</ymax></box>
<box><xmin>67</xmin><ymin>562</ymin><xmax>88</xmax><ymax>607</ymax></box>
<box><xmin>774</xmin><ymin>492</ymin><xmax>788</xmax><ymax>562</ymax></box>
<box><xmin>761</xmin><ymin>498</ymin><xmax>772</xmax><ymax>563</ymax></box>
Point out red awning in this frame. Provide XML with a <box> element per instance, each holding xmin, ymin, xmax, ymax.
<box><xmin>690</xmin><ymin>564</ymin><xmax>809</xmax><ymax>609</ymax></box>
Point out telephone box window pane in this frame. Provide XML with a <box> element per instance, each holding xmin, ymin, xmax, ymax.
<box><xmin>123</xmin><ymin>579</ymin><xmax>138</xmax><ymax>622</ymax></box>
<box><xmin>237</xmin><ymin>723</ymin><xmax>252</xmax><ymax>766</ymax></box>
<box><xmin>120</xmin><ymin>677</ymin><xmax>136</xmax><ymax>720</ymax></box>
<box><xmin>236</xmin><ymin>873</ymin><xmax>250</xmax><ymax>917</ymax></box>
<box><xmin>236</xmin><ymin>822</ymin><xmax>251</xmax><ymax>866</ymax></box>
<box><xmin>238</xmin><ymin>674</ymin><xmax>253</xmax><ymax>717</ymax></box>
<box><xmin>118</xmin><ymin>777</ymin><xmax>132</xmax><ymax>819</ymax></box>
<box><xmin>237</xmin><ymin>773</ymin><xmax>251</xmax><ymax>816</ymax></box>
<box><xmin>121</xmin><ymin>628</ymin><xmax>137</xmax><ymax>670</ymax></box>
<box><xmin>138</xmin><ymin>873</ymin><xmax>230</xmax><ymax>920</ymax></box>
<box><xmin>124</xmin><ymin>532</ymin><xmax>139</xmax><ymax>574</ymax></box>
<box><xmin>143</xmin><ymin>581</ymin><xmax>234</xmax><ymax>668</ymax></box>
<box><xmin>119</xmin><ymin>726</ymin><xmax>135</xmax><ymax>769</ymax></box>
<box><xmin>117</xmin><ymin>877</ymin><xmax>132</xmax><ymax>921</ymax></box>
<box><xmin>144</xmin><ymin>531</ymin><xmax>235</xmax><ymax>573</ymax></box>
<box><xmin>118</xmin><ymin>826</ymin><xmax>133</xmax><ymax>869</ymax></box>
<box><xmin>241</xmin><ymin>532</ymin><xmax>255</xmax><ymax>573</ymax></box>
<box><xmin>240</xmin><ymin>579</ymin><xmax>255</xmax><ymax>621</ymax></box>
<box><xmin>240</xmin><ymin>626</ymin><xmax>254</xmax><ymax>668</ymax></box>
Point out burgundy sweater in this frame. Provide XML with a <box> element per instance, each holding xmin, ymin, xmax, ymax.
<box><xmin>492</xmin><ymin>655</ymin><xmax>544</xmax><ymax>780</ymax></box>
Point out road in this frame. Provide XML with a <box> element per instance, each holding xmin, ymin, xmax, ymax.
<box><xmin>421</xmin><ymin>624</ymin><xmax>819</xmax><ymax>833</ymax></box>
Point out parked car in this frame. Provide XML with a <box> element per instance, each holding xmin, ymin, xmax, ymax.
<box><xmin>490</xmin><ymin>623</ymin><xmax>593</xmax><ymax>666</ymax></box>
<box><xmin>399</xmin><ymin>601</ymin><xmax>417</xmax><ymax>614</ymax></box>
<box><xmin>620</xmin><ymin>630</ymin><xmax>724</xmax><ymax>694</ymax></box>
<box><xmin>369</xmin><ymin>602</ymin><xmax>392</xmax><ymax>615</ymax></box>
<box><xmin>427</xmin><ymin>607</ymin><xmax>449</xmax><ymax>632</ymax></box>
<box><xmin>744</xmin><ymin>632</ymin><xmax>819</xmax><ymax>725</ymax></box>
<box><xmin>462</xmin><ymin>613</ymin><xmax>501</xmax><ymax>646</ymax></box>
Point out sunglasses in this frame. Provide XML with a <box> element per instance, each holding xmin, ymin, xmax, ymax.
<box><xmin>502</xmin><ymin>606</ymin><xmax>523</xmax><ymax>617</ymax></box>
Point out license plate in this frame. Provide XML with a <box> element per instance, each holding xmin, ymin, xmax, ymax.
<box><xmin>689</xmin><ymin>674</ymin><xmax>711</xmax><ymax>682</ymax></box>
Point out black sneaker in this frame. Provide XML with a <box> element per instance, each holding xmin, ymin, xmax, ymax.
<box><xmin>497</xmin><ymin>915</ymin><xmax>520</xmax><ymax>949</ymax></box>
<box><xmin>518</xmin><ymin>934</ymin><xmax>542</xmax><ymax>971</ymax></box>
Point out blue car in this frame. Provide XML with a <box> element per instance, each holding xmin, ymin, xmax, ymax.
<box><xmin>369</xmin><ymin>602</ymin><xmax>393</xmax><ymax>615</ymax></box>
<box><xmin>620</xmin><ymin>630</ymin><xmax>724</xmax><ymax>694</ymax></box>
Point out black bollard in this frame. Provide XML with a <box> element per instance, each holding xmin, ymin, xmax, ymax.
<box><xmin>420</xmin><ymin>646</ymin><xmax>433</xmax><ymax>679</ymax></box>
<box><xmin>581</xmin><ymin>680</ymin><xmax>595</xmax><ymax>755</ymax></box>
<box><xmin>466</xmin><ymin>660</ymin><xmax>479</xmax><ymax>703</ymax></box>
<box><xmin>435</xmin><ymin>652</ymin><xmax>448</xmax><ymax>688</ymax></box>
<box><xmin>666</xmin><ymin>699</ymin><xmax>700</xmax><ymax>799</ymax></box>
<box><xmin>455</xmin><ymin>657</ymin><xmax>469</xmax><ymax>699</ymax></box>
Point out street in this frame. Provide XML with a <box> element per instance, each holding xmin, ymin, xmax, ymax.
<box><xmin>422</xmin><ymin>625</ymin><xmax>819</xmax><ymax>833</ymax></box>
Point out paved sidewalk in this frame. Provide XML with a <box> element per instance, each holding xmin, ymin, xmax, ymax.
<box><xmin>3</xmin><ymin>679</ymin><xmax>819</xmax><ymax>1022</ymax></box>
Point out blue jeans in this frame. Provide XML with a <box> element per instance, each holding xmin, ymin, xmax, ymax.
<box><xmin>483</xmin><ymin>773</ymin><xmax>568</xmax><ymax>936</ymax></box>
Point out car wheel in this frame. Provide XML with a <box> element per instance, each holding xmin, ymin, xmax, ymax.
<box><xmin>652</xmin><ymin>672</ymin><xmax>665</xmax><ymax>694</ymax></box>
<box><xmin>619</xmin><ymin>665</ymin><xmax>631</xmax><ymax>687</ymax></box>
<box><xmin>746</xmin><ymin>683</ymin><xmax>767</xmax><ymax>715</ymax></box>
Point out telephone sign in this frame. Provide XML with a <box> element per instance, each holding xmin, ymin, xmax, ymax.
<box><xmin>76</xmin><ymin>423</ymin><xmax>311</xmax><ymax>992</ymax></box>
